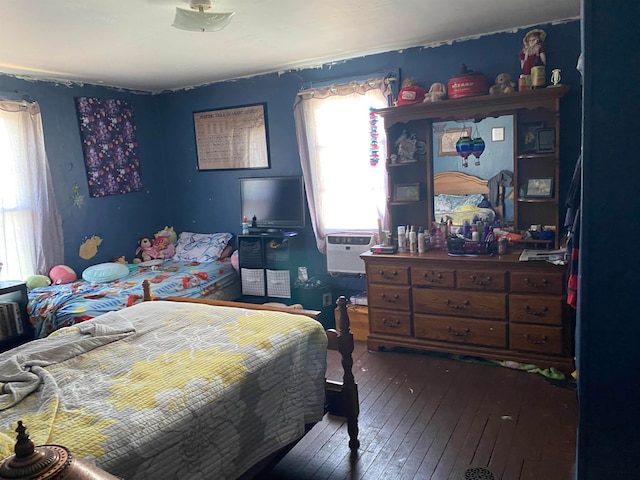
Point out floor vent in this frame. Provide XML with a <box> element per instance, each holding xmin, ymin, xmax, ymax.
<box><xmin>463</xmin><ymin>466</ymin><xmax>496</xmax><ymax>480</ymax></box>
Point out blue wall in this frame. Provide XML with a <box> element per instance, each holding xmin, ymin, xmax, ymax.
<box><xmin>0</xmin><ymin>22</ymin><xmax>581</xmax><ymax>279</ymax></box>
<box><xmin>579</xmin><ymin>1</ymin><xmax>640</xmax><ymax>478</ymax></box>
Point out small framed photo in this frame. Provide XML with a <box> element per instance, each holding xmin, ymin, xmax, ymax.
<box><xmin>393</xmin><ymin>183</ymin><xmax>420</xmax><ymax>202</ymax></box>
<box><xmin>438</xmin><ymin>127</ymin><xmax>471</xmax><ymax>156</ymax></box>
<box><xmin>536</xmin><ymin>128</ymin><xmax>555</xmax><ymax>152</ymax></box>
<box><xmin>491</xmin><ymin>127</ymin><xmax>505</xmax><ymax>142</ymax></box>
<box><xmin>524</xmin><ymin>178</ymin><xmax>554</xmax><ymax>198</ymax></box>
<box><xmin>518</xmin><ymin>122</ymin><xmax>545</xmax><ymax>153</ymax></box>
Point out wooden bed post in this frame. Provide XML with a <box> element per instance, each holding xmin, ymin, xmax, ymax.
<box><xmin>142</xmin><ymin>280</ymin><xmax>152</xmax><ymax>302</ymax></box>
<box><xmin>326</xmin><ymin>296</ymin><xmax>360</xmax><ymax>450</ymax></box>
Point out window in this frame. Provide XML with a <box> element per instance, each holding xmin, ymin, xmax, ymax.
<box><xmin>294</xmin><ymin>80</ymin><xmax>388</xmax><ymax>252</ymax></box>
<box><xmin>0</xmin><ymin>100</ymin><xmax>63</xmax><ymax>280</ymax></box>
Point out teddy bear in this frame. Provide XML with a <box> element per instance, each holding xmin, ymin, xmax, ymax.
<box><xmin>489</xmin><ymin>73</ymin><xmax>516</xmax><ymax>95</ymax></box>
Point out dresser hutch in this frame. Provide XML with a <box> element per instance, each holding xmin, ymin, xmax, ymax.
<box><xmin>362</xmin><ymin>87</ymin><xmax>574</xmax><ymax>373</ymax></box>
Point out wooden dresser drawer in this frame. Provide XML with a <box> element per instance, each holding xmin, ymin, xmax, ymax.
<box><xmin>368</xmin><ymin>284</ymin><xmax>411</xmax><ymax>311</ymax></box>
<box><xmin>510</xmin><ymin>271</ymin><xmax>564</xmax><ymax>295</ymax></box>
<box><xmin>367</xmin><ymin>264</ymin><xmax>410</xmax><ymax>285</ymax></box>
<box><xmin>456</xmin><ymin>269</ymin><xmax>507</xmax><ymax>291</ymax></box>
<box><xmin>411</xmin><ymin>267</ymin><xmax>455</xmax><ymax>288</ymax></box>
<box><xmin>509</xmin><ymin>294</ymin><xmax>564</xmax><ymax>325</ymax></box>
<box><xmin>413</xmin><ymin>288</ymin><xmax>506</xmax><ymax>319</ymax></box>
<box><xmin>414</xmin><ymin>314</ymin><xmax>507</xmax><ymax>348</ymax></box>
<box><xmin>510</xmin><ymin>323</ymin><xmax>564</xmax><ymax>355</ymax></box>
<box><xmin>369</xmin><ymin>309</ymin><xmax>412</xmax><ymax>336</ymax></box>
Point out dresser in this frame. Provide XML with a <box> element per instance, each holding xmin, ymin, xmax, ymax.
<box><xmin>362</xmin><ymin>250</ymin><xmax>574</xmax><ymax>373</ymax></box>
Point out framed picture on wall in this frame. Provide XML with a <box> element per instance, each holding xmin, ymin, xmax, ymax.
<box><xmin>193</xmin><ymin>103</ymin><xmax>270</xmax><ymax>170</ymax></box>
<box><xmin>438</xmin><ymin>128</ymin><xmax>471</xmax><ymax>156</ymax></box>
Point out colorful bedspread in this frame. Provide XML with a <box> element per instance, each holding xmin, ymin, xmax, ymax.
<box><xmin>0</xmin><ymin>301</ymin><xmax>328</xmax><ymax>480</ymax></box>
<box><xmin>28</xmin><ymin>259</ymin><xmax>238</xmax><ymax>338</ymax></box>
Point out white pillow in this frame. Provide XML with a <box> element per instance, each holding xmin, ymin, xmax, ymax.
<box><xmin>174</xmin><ymin>232</ymin><xmax>233</xmax><ymax>262</ymax></box>
<box><xmin>82</xmin><ymin>262</ymin><xmax>130</xmax><ymax>283</ymax></box>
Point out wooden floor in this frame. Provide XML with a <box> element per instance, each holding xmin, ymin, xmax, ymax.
<box><xmin>259</xmin><ymin>342</ymin><xmax>577</xmax><ymax>480</ymax></box>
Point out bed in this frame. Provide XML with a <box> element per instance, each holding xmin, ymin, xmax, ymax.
<box><xmin>433</xmin><ymin>171</ymin><xmax>498</xmax><ymax>227</ymax></box>
<box><xmin>28</xmin><ymin>258</ymin><xmax>240</xmax><ymax>339</ymax></box>
<box><xmin>0</xmin><ymin>292</ymin><xmax>359</xmax><ymax>479</ymax></box>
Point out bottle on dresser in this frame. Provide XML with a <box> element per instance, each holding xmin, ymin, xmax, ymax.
<box><xmin>409</xmin><ymin>225</ymin><xmax>417</xmax><ymax>253</ymax></box>
<box><xmin>397</xmin><ymin>225</ymin><xmax>406</xmax><ymax>252</ymax></box>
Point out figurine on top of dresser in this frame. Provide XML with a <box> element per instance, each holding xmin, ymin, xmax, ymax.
<box><xmin>423</xmin><ymin>82</ymin><xmax>447</xmax><ymax>102</ymax></box>
<box><xmin>520</xmin><ymin>29</ymin><xmax>547</xmax><ymax>77</ymax></box>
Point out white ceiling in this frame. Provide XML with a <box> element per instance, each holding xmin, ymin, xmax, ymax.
<box><xmin>0</xmin><ymin>0</ymin><xmax>580</xmax><ymax>94</ymax></box>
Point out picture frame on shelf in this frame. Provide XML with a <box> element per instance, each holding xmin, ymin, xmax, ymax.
<box><xmin>517</xmin><ymin>122</ymin><xmax>545</xmax><ymax>153</ymax></box>
<box><xmin>524</xmin><ymin>177</ymin><xmax>554</xmax><ymax>198</ymax></box>
<box><xmin>438</xmin><ymin>128</ymin><xmax>471</xmax><ymax>156</ymax></box>
<box><xmin>535</xmin><ymin>128</ymin><xmax>555</xmax><ymax>152</ymax></box>
<box><xmin>392</xmin><ymin>183</ymin><xmax>420</xmax><ymax>202</ymax></box>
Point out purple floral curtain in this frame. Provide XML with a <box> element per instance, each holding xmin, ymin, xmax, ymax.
<box><xmin>75</xmin><ymin>97</ymin><xmax>143</xmax><ymax>197</ymax></box>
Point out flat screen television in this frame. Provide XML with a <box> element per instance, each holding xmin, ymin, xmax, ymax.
<box><xmin>240</xmin><ymin>176</ymin><xmax>305</xmax><ymax>230</ymax></box>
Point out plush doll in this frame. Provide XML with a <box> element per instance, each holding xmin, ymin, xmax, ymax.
<box><xmin>423</xmin><ymin>82</ymin><xmax>447</xmax><ymax>102</ymax></box>
<box><xmin>133</xmin><ymin>236</ymin><xmax>159</xmax><ymax>263</ymax></box>
<box><xmin>152</xmin><ymin>236</ymin><xmax>174</xmax><ymax>259</ymax></box>
<box><xmin>153</xmin><ymin>227</ymin><xmax>177</xmax><ymax>259</ymax></box>
<box><xmin>49</xmin><ymin>265</ymin><xmax>77</xmax><ymax>285</ymax></box>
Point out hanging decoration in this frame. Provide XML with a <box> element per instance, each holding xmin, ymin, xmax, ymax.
<box><xmin>455</xmin><ymin>131</ymin><xmax>474</xmax><ymax>168</ymax></box>
<box><xmin>75</xmin><ymin>97</ymin><xmax>143</xmax><ymax>198</ymax></box>
<box><xmin>471</xmin><ymin>123</ymin><xmax>486</xmax><ymax>166</ymax></box>
<box><xmin>369</xmin><ymin>107</ymin><xmax>379</xmax><ymax>166</ymax></box>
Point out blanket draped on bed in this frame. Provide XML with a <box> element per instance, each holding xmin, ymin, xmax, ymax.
<box><xmin>0</xmin><ymin>302</ymin><xmax>327</xmax><ymax>480</ymax></box>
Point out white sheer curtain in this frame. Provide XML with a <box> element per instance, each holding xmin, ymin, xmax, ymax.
<box><xmin>0</xmin><ymin>100</ymin><xmax>63</xmax><ymax>280</ymax></box>
<box><xmin>293</xmin><ymin>79</ymin><xmax>388</xmax><ymax>253</ymax></box>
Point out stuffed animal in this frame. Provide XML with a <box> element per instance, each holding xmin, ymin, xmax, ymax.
<box><xmin>489</xmin><ymin>73</ymin><xmax>516</xmax><ymax>95</ymax></box>
<box><xmin>133</xmin><ymin>236</ymin><xmax>160</xmax><ymax>263</ymax></box>
<box><xmin>423</xmin><ymin>82</ymin><xmax>447</xmax><ymax>102</ymax></box>
<box><xmin>49</xmin><ymin>265</ymin><xmax>77</xmax><ymax>285</ymax></box>
<box><xmin>154</xmin><ymin>227</ymin><xmax>177</xmax><ymax>259</ymax></box>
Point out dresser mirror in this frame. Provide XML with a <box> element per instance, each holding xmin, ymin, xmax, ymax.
<box><xmin>431</xmin><ymin>114</ymin><xmax>515</xmax><ymax>225</ymax></box>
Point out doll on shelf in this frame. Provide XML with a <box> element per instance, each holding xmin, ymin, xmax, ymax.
<box><xmin>520</xmin><ymin>29</ymin><xmax>547</xmax><ymax>78</ymax></box>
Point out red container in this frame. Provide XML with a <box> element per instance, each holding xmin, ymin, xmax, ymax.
<box><xmin>448</xmin><ymin>71</ymin><xmax>489</xmax><ymax>99</ymax></box>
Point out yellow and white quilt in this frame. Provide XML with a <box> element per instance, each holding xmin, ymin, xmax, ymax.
<box><xmin>0</xmin><ymin>301</ymin><xmax>328</xmax><ymax>479</ymax></box>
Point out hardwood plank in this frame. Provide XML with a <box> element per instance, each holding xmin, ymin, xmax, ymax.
<box><xmin>260</xmin><ymin>347</ymin><xmax>577</xmax><ymax>480</ymax></box>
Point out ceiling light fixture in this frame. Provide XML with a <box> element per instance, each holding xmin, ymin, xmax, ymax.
<box><xmin>172</xmin><ymin>1</ymin><xmax>235</xmax><ymax>32</ymax></box>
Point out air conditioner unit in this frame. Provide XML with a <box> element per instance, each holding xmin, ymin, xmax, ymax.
<box><xmin>326</xmin><ymin>232</ymin><xmax>375</xmax><ymax>274</ymax></box>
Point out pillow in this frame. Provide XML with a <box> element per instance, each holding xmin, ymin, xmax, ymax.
<box><xmin>434</xmin><ymin>193</ymin><xmax>486</xmax><ymax>212</ymax></box>
<box><xmin>82</xmin><ymin>262</ymin><xmax>130</xmax><ymax>283</ymax></box>
<box><xmin>174</xmin><ymin>232</ymin><xmax>233</xmax><ymax>262</ymax></box>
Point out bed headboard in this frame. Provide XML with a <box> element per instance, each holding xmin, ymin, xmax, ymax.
<box><xmin>433</xmin><ymin>171</ymin><xmax>489</xmax><ymax>196</ymax></box>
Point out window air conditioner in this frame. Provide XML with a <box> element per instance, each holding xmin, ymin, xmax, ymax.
<box><xmin>325</xmin><ymin>233</ymin><xmax>375</xmax><ymax>274</ymax></box>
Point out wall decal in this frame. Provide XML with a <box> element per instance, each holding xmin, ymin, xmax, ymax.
<box><xmin>75</xmin><ymin>97</ymin><xmax>143</xmax><ymax>197</ymax></box>
<box><xmin>72</xmin><ymin>183</ymin><xmax>85</xmax><ymax>208</ymax></box>
<box><xmin>79</xmin><ymin>235</ymin><xmax>103</xmax><ymax>260</ymax></box>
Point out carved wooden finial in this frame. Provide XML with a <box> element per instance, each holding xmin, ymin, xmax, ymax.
<box><xmin>13</xmin><ymin>421</ymin><xmax>35</xmax><ymax>459</ymax></box>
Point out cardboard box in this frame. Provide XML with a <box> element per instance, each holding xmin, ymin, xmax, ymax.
<box><xmin>335</xmin><ymin>305</ymin><xmax>369</xmax><ymax>341</ymax></box>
